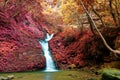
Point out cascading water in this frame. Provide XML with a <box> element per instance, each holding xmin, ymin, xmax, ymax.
<box><xmin>39</xmin><ymin>33</ymin><xmax>58</xmax><ymax>72</ymax></box>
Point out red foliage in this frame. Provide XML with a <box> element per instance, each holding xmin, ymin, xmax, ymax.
<box><xmin>50</xmin><ymin>27</ymin><xmax>93</xmax><ymax>69</ymax></box>
<box><xmin>50</xmin><ymin>26</ymin><xmax>120</xmax><ymax>69</ymax></box>
<box><xmin>0</xmin><ymin>53</ymin><xmax>45</xmax><ymax>72</ymax></box>
<box><xmin>0</xmin><ymin>0</ymin><xmax>47</xmax><ymax>72</ymax></box>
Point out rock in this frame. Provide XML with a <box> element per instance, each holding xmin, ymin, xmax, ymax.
<box><xmin>68</xmin><ymin>64</ymin><xmax>76</xmax><ymax>69</ymax></box>
<box><xmin>0</xmin><ymin>76</ymin><xmax>9</xmax><ymax>80</ymax></box>
<box><xmin>0</xmin><ymin>75</ymin><xmax>14</xmax><ymax>80</ymax></box>
<box><xmin>99</xmin><ymin>68</ymin><xmax>120</xmax><ymax>80</ymax></box>
<box><xmin>7</xmin><ymin>75</ymin><xmax>14</xmax><ymax>79</ymax></box>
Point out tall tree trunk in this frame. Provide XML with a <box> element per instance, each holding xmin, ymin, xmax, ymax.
<box><xmin>91</xmin><ymin>5</ymin><xmax>106</xmax><ymax>28</ymax></box>
<box><xmin>79</xmin><ymin>0</ymin><xmax>120</xmax><ymax>54</ymax></box>
<box><xmin>114</xmin><ymin>0</ymin><xmax>120</xmax><ymax>27</ymax></box>
<box><xmin>76</xmin><ymin>14</ymin><xmax>84</xmax><ymax>32</ymax></box>
<box><xmin>87</xmin><ymin>14</ymin><xmax>97</xmax><ymax>35</ymax></box>
<box><xmin>109</xmin><ymin>0</ymin><xmax>118</xmax><ymax>26</ymax></box>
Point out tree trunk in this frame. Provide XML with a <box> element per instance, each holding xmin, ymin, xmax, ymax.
<box><xmin>109</xmin><ymin>0</ymin><xmax>118</xmax><ymax>26</ymax></box>
<box><xmin>91</xmin><ymin>5</ymin><xmax>106</xmax><ymax>28</ymax></box>
<box><xmin>79</xmin><ymin>0</ymin><xmax>120</xmax><ymax>55</ymax></box>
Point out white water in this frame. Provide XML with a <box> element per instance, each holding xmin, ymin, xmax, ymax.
<box><xmin>39</xmin><ymin>33</ymin><xmax>58</xmax><ymax>72</ymax></box>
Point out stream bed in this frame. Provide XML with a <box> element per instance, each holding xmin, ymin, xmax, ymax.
<box><xmin>0</xmin><ymin>70</ymin><xmax>101</xmax><ymax>80</ymax></box>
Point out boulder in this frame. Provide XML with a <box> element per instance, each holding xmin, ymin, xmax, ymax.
<box><xmin>99</xmin><ymin>68</ymin><xmax>120</xmax><ymax>80</ymax></box>
<box><xmin>0</xmin><ymin>75</ymin><xmax>14</xmax><ymax>80</ymax></box>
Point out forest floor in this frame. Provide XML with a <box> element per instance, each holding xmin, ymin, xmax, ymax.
<box><xmin>0</xmin><ymin>69</ymin><xmax>101</xmax><ymax>80</ymax></box>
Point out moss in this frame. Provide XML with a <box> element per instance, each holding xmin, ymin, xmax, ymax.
<box><xmin>99</xmin><ymin>68</ymin><xmax>120</xmax><ymax>80</ymax></box>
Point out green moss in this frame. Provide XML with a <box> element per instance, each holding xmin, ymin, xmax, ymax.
<box><xmin>99</xmin><ymin>68</ymin><xmax>120</xmax><ymax>80</ymax></box>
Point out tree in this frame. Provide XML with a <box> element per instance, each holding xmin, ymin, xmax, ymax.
<box><xmin>60</xmin><ymin>0</ymin><xmax>79</xmax><ymax>24</ymax></box>
<box><xmin>1</xmin><ymin>0</ymin><xmax>44</xmax><ymax>23</ymax></box>
<box><xmin>79</xmin><ymin>0</ymin><xmax>120</xmax><ymax>55</ymax></box>
<box><xmin>109</xmin><ymin>0</ymin><xmax>120</xmax><ymax>27</ymax></box>
<box><xmin>59</xmin><ymin>0</ymin><xmax>95</xmax><ymax>31</ymax></box>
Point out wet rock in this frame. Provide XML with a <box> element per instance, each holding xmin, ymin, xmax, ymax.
<box><xmin>99</xmin><ymin>68</ymin><xmax>120</xmax><ymax>80</ymax></box>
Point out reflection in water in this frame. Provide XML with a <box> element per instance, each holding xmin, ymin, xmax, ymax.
<box><xmin>44</xmin><ymin>73</ymin><xmax>54</xmax><ymax>80</ymax></box>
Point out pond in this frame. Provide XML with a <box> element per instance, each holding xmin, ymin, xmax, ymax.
<box><xmin>0</xmin><ymin>70</ymin><xmax>100</xmax><ymax>80</ymax></box>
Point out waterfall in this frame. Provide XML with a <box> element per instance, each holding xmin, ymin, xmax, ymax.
<box><xmin>39</xmin><ymin>33</ymin><xmax>58</xmax><ymax>72</ymax></box>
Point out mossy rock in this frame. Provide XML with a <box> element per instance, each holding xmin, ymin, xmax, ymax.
<box><xmin>99</xmin><ymin>68</ymin><xmax>120</xmax><ymax>80</ymax></box>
